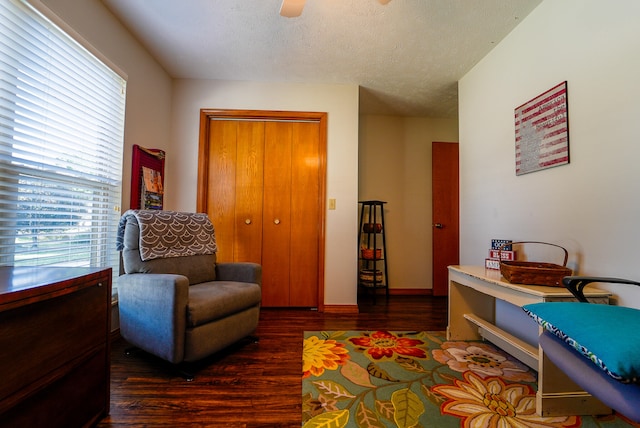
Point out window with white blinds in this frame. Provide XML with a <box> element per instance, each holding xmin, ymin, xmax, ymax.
<box><xmin>0</xmin><ymin>0</ymin><xmax>126</xmax><ymax>278</ymax></box>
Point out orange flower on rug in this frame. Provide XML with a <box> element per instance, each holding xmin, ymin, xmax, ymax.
<box><xmin>303</xmin><ymin>335</ymin><xmax>350</xmax><ymax>378</ymax></box>
<box><xmin>348</xmin><ymin>330</ymin><xmax>429</xmax><ymax>361</ymax></box>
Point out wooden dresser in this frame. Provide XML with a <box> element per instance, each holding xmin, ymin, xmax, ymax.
<box><xmin>0</xmin><ymin>266</ymin><xmax>112</xmax><ymax>427</ymax></box>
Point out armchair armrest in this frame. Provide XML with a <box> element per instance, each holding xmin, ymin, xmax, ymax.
<box><xmin>562</xmin><ymin>276</ymin><xmax>640</xmax><ymax>303</ymax></box>
<box><xmin>117</xmin><ymin>273</ymin><xmax>189</xmax><ymax>363</ymax></box>
<box><xmin>216</xmin><ymin>262</ymin><xmax>262</xmax><ymax>286</ymax></box>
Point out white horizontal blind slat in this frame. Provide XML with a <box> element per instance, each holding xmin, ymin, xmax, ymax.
<box><xmin>0</xmin><ymin>0</ymin><xmax>126</xmax><ymax>283</ymax></box>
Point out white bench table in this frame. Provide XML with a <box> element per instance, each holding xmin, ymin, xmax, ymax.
<box><xmin>447</xmin><ymin>265</ymin><xmax>612</xmax><ymax>417</ymax></box>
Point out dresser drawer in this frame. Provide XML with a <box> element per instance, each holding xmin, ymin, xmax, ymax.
<box><xmin>0</xmin><ymin>346</ymin><xmax>108</xmax><ymax>427</ymax></box>
<box><xmin>0</xmin><ymin>274</ymin><xmax>109</xmax><ymax>411</ymax></box>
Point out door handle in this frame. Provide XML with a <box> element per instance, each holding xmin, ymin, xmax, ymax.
<box><xmin>274</xmin><ymin>218</ymin><xmax>281</xmax><ymax>225</ymax></box>
<box><xmin>245</xmin><ymin>219</ymin><xmax>252</xmax><ymax>225</ymax></box>
<box><xmin>434</xmin><ymin>223</ymin><xmax>443</xmax><ymax>229</ymax></box>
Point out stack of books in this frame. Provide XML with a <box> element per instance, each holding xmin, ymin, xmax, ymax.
<box><xmin>141</xmin><ymin>166</ymin><xmax>164</xmax><ymax>210</ymax></box>
<box><xmin>485</xmin><ymin>239</ymin><xmax>516</xmax><ymax>270</ymax></box>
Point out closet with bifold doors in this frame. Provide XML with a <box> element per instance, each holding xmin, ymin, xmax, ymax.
<box><xmin>197</xmin><ymin>110</ymin><xmax>327</xmax><ymax>308</ymax></box>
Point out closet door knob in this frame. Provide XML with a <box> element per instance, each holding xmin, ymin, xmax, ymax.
<box><xmin>245</xmin><ymin>219</ymin><xmax>251</xmax><ymax>225</ymax></box>
<box><xmin>274</xmin><ymin>218</ymin><xmax>280</xmax><ymax>225</ymax></box>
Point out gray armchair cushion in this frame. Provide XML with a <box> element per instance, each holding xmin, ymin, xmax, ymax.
<box><xmin>187</xmin><ymin>281</ymin><xmax>261</xmax><ymax>327</ymax></box>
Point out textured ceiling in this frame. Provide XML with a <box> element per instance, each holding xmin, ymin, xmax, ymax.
<box><xmin>102</xmin><ymin>0</ymin><xmax>542</xmax><ymax>117</ymax></box>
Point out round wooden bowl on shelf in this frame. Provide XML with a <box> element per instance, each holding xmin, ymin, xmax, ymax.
<box><xmin>361</xmin><ymin>248</ymin><xmax>382</xmax><ymax>260</ymax></box>
<box><xmin>362</xmin><ymin>223</ymin><xmax>383</xmax><ymax>233</ymax></box>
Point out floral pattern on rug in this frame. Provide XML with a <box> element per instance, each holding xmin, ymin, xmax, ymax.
<box><xmin>302</xmin><ymin>331</ymin><xmax>638</xmax><ymax>428</ymax></box>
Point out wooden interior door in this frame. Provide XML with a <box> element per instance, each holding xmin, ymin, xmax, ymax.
<box><xmin>289</xmin><ymin>122</ymin><xmax>320</xmax><ymax>306</ymax></box>
<box><xmin>262</xmin><ymin>122</ymin><xmax>293</xmax><ymax>306</ymax></box>
<box><xmin>197</xmin><ymin>110</ymin><xmax>327</xmax><ymax>309</ymax></box>
<box><xmin>234</xmin><ymin>121</ymin><xmax>264</xmax><ymax>264</ymax></box>
<box><xmin>203</xmin><ymin>120</ymin><xmax>264</xmax><ymax>264</ymax></box>
<box><xmin>260</xmin><ymin>121</ymin><xmax>320</xmax><ymax>307</ymax></box>
<box><xmin>432</xmin><ymin>142</ymin><xmax>459</xmax><ymax>296</ymax></box>
<box><xmin>203</xmin><ymin>120</ymin><xmax>238</xmax><ymax>262</ymax></box>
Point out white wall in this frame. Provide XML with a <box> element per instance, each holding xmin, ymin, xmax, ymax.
<box><xmin>459</xmin><ymin>0</ymin><xmax>640</xmax><ymax>306</ymax></box>
<box><xmin>40</xmin><ymin>0</ymin><xmax>173</xmax><ymax>212</ymax></box>
<box><xmin>169</xmin><ymin>79</ymin><xmax>360</xmax><ymax>306</ymax></box>
<box><xmin>359</xmin><ymin>116</ymin><xmax>458</xmax><ymax>290</ymax></box>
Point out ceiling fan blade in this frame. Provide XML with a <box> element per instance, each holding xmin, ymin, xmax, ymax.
<box><xmin>280</xmin><ymin>0</ymin><xmax>306</xmax><ymax>17</ymax></box>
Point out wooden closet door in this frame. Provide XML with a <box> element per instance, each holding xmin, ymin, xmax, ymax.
<box><xmin>234</xmin><ymin>121</ymin><xmax>264</xmax><ymax>264</ymax></box>
<box><xmin>198</xmin><ymin>109</ymin><xmax>327</xmax><ymax>309</ymax></box>
<box><xmin>262</xmin><ymin>121</ymin><xmax>320</xmax><ymax>307</ymax></box>
<box><xmin>289</xmin><ymin>122</ymin><xmax>320</xmax><ymax>306</ymax></box>
<box><xmin>205</xmin><ymin>120</ymin><xmax>237</xmax><ymax>262</ymax></box>
<box><xmin>262</xmin><ymin>122</ymin><xmax>292</xmax><ymax>306</ymax></box>
<box><xmin>205</xmin><ymin>120</ymin><xmax>263</xmax><ymax>263</ymax></box>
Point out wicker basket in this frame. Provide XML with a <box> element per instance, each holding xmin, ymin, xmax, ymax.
<box><xmin>499</xmin><ymin>241</ymin><xmax>572</xmax><ymax>287</ymax></box>
<box><xmin>361</xmin><ymin>248</ymin><xmax>382</xmax><ymax>260</ymax></box>
<box><xmin>359</xmin><ymin>269</ymin><xmax>384</xmax><ymax>283</ymax></box>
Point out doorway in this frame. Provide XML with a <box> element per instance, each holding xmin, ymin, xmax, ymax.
<box><xmin>431</xmin><ymin>142</ymin><xmax>459</xmax><ymax>296</ymax></box>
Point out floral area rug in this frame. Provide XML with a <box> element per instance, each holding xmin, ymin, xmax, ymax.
<box><xmin>302</xmin><ymin>331</ymin><xmax>638</xmax><ymax>428</ymax></box>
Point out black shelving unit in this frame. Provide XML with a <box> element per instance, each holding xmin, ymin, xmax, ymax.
<box><xmin>358</xmin><ymin>200</ymin><xmax>388</xmax><ymax>304</ymax></box>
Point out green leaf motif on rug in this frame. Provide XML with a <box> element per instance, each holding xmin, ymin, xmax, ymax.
<box><xmin>304</xmin><ymin>409</ymin><xmax>350</xmax><ymax>428</ymax></box>
<box><xmin>367</xmin><ymin>362</ymin><xmax>397</xmax><ymax>382</ymax></box>
<box><xmin>356</xmin><ymin>401</ymin><xmax>384</xmax><ymax>428</ymax></box>
<box><xmin>395</xmin><ymin>356</ymin><xmax>427</xmax><ymax>373</ymax></box>
<box><xmin>391</xmin><ymin>389</ymin><xmax>425</xmax><ymax>428</ymax></box>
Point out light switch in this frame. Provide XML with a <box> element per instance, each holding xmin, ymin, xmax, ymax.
<box><xmin>328</xmin><ymin>198</ymin><xmax>336</xmax><ymax>210</ymax></box>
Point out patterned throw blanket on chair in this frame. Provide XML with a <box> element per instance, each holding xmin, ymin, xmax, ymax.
<box><xmin>116</xmin><ymin>210</ymin><xmax>218</xmax><ymax>261</ymax></box>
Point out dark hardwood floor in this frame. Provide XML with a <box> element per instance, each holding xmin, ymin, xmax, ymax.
<box><xmin>98</xmin><ymin>295</ymin><xmax>448</xmax><ymax>427</ymax></box>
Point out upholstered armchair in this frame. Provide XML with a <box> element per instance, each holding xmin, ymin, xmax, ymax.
<box><xmin>116</xmin><ymin>210</ymin><xmax>261</xmax><ymax>378</ymax></box>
